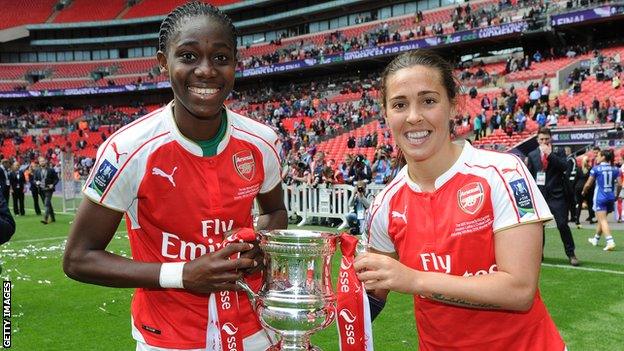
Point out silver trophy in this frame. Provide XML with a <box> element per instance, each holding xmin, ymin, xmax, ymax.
<box><xmin>238</xmin><ymin>229</ymin><xmax>339</xmax><ymax>351</ymax></box>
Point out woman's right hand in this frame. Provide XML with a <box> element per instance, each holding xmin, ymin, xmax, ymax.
<box><xmin>354</xmin><ymin>252</ymin><xmax>419</xmax><ymax>294</ymax></box>
<box><xmin>182</xmin><ymin>243</ymin><xmax>257</xmax><ymax>294</ymax></box>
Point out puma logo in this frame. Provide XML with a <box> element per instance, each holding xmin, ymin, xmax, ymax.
<box><xmin>111</xmin><ymin>142</ymin><xmax>128</xmax><ymax>164</ymax></box>
<box><xmin>152</xmin><ymin>166</ymin><xmax>178</xmax><ymax>187</ymax></box>
<box><xmin>391</xmin><ymin>205</ymin><xmax>407</xmax><ymax>224</ymax></box>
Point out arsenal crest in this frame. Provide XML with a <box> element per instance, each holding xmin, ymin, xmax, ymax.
<box><xmin>457</xmin><ymin>182</ymin><xmax>485</xmax><ymax>215</ymax></box>
<box><xmin>233</xmin><ymin>150</ymin><xmax>256</xmax><ymax>181</ymax></box>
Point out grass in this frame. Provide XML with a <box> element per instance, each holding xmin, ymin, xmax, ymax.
<box><xmin>1</xmin><ymin>196</ymin><xmax>623</xmax><ymax>350</ymax></box>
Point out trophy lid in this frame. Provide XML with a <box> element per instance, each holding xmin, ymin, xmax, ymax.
<box><xmin>259</xmin><ymin>229</ymin><xmax>339</xmax><ymax>239</ymax></box>
<box><xmin>258</xmin><ymin>230</ymin><xmax>339</xmax><ymax>254</ymax></box>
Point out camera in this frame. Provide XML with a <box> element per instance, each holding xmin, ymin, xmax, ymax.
<box><xmin>357</xmin><ymin>186</ymin><xmax>364</xmax><ymax>193</ymax></box>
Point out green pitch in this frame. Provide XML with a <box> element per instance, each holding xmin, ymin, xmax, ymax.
<box><xmin>1</xmin><ymin>197</ymin><xmax>623</xmax><ymax>350</ymax></box>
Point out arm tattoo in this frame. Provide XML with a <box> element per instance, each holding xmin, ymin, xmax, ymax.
<box><xmin>429</xmin><ymin>293</ymin><xmax>501</xmax><ymax>309</ymax></box>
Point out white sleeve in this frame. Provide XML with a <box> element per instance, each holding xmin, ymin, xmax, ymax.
<box><xmin>259</xmin><ymin>130</ymin><xmax>282</xmax><ymax>193</ymax></box>
<box><xmin>366</xmin><ymin>197</ymin><xmax>395</xmax><ymax>253</ymax></box>
<box><xmin>492</xmin><ymin>156</ymin><xmax>553</xmax><ymax>232</ymax></box>
<box><xmin>82</xmin><ymin>141</ymin><xmax>137</xmax><ymax>212</ymax></box>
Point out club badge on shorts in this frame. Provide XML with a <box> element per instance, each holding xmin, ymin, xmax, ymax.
<box><xmin>457</xmin><ymin>182</ymin><xmax>485</xmax><ymax>215</ymax></box>
<box><xmin>233</xmin><ymin>150</ymin><xmax>256</xmax><ymax>181</ymax></box>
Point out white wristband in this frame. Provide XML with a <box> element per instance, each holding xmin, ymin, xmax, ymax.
<box><xmin>159</xmin><ymin>262</ymin><xmax>186</xmax><ymax>289</ymax></box>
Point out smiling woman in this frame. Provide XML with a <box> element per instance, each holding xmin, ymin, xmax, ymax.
<box><xmin>157</xmin><ymin>2</ymin><xmax>237</xmax><ymax>140</ymax></box>
<box><xmin>379</xmin><ymin>50</ymin><xmax>461</xmax><ymax>188</ymax></box>
<box><xmin>62</xmin><ymin>2</ymin><xmax>287</xmax><ymax>351</ymax></box>
<box><xmin>354</xmin><ymin>50</ymin><xmax>567</xmax><ymax>350</ymax></box>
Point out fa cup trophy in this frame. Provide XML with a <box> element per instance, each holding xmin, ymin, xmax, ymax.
<box><xmin>237</xmin><ymin>229</ymin><xmax>339</xmax><ymax>351</ymax></box>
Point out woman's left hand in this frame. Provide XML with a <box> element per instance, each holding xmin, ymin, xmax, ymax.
<box><xmin>354</xmin><ymin>252</ymin><xmax>418</xmax><ymax>294</ymax></box>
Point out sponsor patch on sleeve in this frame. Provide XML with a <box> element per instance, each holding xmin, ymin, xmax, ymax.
<box><xmin>89</xmin><ymin>160</ymin><xmax>118</xmax><ymax>196</ymax></box>
<box><xmin>509</xmin><ymin>179</ymin><xmax>534</xmax><ymax>218</ymax></box>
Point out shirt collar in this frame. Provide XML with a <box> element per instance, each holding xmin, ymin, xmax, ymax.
<box><xmin>164</xmin><ymin>101</ymin><xmax>233</xmax><ymax>157</ymax></box>
<box><xmin>403</xmin><ymin>141</ymin><xmax>474</xmax><ymax>192</ymax></box>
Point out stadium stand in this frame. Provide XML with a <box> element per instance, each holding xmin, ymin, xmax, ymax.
<box><xmin>0</xmin><ymin>65</ymin><xmax>33</xmax><ymax>80</ymax></box>
<box><xmin>316</xmin><ymin>120</ymin><xmax>391</xmax><ymax>162</ymax></box>
<box><xmin>239</xmin><ymin>0</ymin><xmax>498</xmax><ymax>65</ymax></box>
<box><xmin>472</xmin><ymin>129</ymin><xmax>536</xmax><ymax>150</ymax></box>
<box><xmin>0</xmin><ymin>0</ymin><xmax>56</xmax><ymax>30</ymax></box>
<box><xmin>0</xmin><ymin>58</ymin><xmax>160</xmax><ymax>91</ymax></box>
<box><xmin>51</xmin><ymin>61</ymin><xmax>112</xmax><ymax>79</ymax></box>
<box><xmin>114</xmin><ymin>57</ymin><xmax>159</xmax><ymax>75</ymax></box>
<box><xmin>505</xmin><ymin>56</ymin><xmax>579</xmax><ymax>82</ymax></box>
<box><xmin>123</xmin><ymin>0</ymin><xmax>241</xmax><ymax>19</ymax></box>
<box><xmin>0</xmin><ymin>81</ymin><xmax>27</xmax><ymax>91</ymax></box>
<box><xmin>53</xmin><ymin>0</ymin><xmax>127</xmax><ymax>23</ymax></box>
<box><xmin>29</xmin><ymin>79</ymin><xmax>96</xmax><ymax>91</ymax></box>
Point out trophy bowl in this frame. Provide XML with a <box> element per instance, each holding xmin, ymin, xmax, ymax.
<box><xmin>238</xmin><ymin>229</ymin><xmax>339</xmax><ymax>351</ymax></box>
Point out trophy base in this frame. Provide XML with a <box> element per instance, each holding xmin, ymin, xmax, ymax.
<box><xmin>274</xmin><ymin>336</ymin><xmax>323</xmax><ymax>351</ymax></box>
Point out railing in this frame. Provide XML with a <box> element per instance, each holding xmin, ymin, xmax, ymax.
<box><xmin>270</xmin><ymin>183</ymin><xmax>386</xmax><ymax>229</ymax></box>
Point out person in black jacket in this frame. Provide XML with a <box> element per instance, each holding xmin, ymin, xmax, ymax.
<box><xmin>8</xmin><ymin>161</ymin><xmax>25</xmax><ymax>216</ymax></box>
<box><xmin>0</xmin><ymin>159</ymin><xmax>10</xmax><ymax>206</ymax></box>
<box><xmin>526</xmin><ymin>128</ymin><xmax>579</xmax><ymax>266</ymax></box>
<box><xmin>28</xmin><ymin>161</ymin><xmax>42</xmax><ymax>216</ymax></box>
<box><xmin>0</xmin><ymin>192</ymin><xmax>15</xmax><ymax>245</ymax></box>
<box><xmin>34</xmin><ymin>157</ymin><xmax>59</xmax><ymax>224</ymax></box>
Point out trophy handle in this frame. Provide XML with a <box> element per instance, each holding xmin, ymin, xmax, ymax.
<box><xmin>236</xmin><ymin>279</ymin><xmax>278</xmax><ymax>347</ymax></box>
<box><xmin>236</xmin><ymin>280</ymin><xmax>257</xmax><ymax>310</ymax></box>
<box><xmin>235</xmin><ymin>229</ymin><xmax>269</xmax><ymax>311</ymax></box>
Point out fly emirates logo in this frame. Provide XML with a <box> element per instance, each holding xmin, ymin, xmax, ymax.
<box><xmin>420</xmin><ymin>253</ymin><xmax>451</xmax><ymax>273</ymax></box>
<box><xmin>161</xmin><ymin>218</ymin><xmax>235</xmax><ymax>260</ymax></box>
<box><xmin>420</xmin><ymin>253</ymin><xmax>498</xmax><ymax>277</ymax></box>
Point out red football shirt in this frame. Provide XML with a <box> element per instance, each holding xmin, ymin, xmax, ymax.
<box><xmin>367</xmin><ymin>142</ymin><xmax>565</xmax><ymax>351</ymax></box>
<box><xmin>83</xmin><ymin>102</ymin><xmax>281</xmax><ymax>349</ymax></box>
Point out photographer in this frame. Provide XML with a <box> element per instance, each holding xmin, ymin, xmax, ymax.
<box><xmin>284</xmin><ymin>160</ymin><xmax>308</xmax><ymax>186</ymax></box>
<box><xmin>346</xmin><ymin>181</ymin><xmax>371</xmax><ymax>235</ymax></box>
<box><xmin>345</xmin><ymin>154</ymin><xmax>372</xmax><ymax>185</ymax></box>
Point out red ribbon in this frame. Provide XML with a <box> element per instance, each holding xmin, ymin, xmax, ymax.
<box><xmin>337</xmin><ymin>233</ymin><xmax>373</xmax><ymax>351</ymax></box>
<box><xmin>208</xmin><ymin>228</ymin><xmax>262</xmax><ymax>351</ymax></box>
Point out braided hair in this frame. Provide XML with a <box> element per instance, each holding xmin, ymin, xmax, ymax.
<box><xmin>158</xmin><ymin>1</ymin><xmax>237</xmax><ymax>55</ymax></box>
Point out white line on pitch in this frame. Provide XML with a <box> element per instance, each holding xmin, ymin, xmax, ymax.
<box><xmin>10</xmin><ymin>231</ymin><xmax>128</xmax><ymax>244</ymax></box>
<box><xmin>11</xmin><ymin>236</ymin><xmax>69</xmax><ymax>243</ymax></box>
<box><xmin>542</xmin><ymin>263</ymin><xmax>624</xmax><ymax>275</ymax></box>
